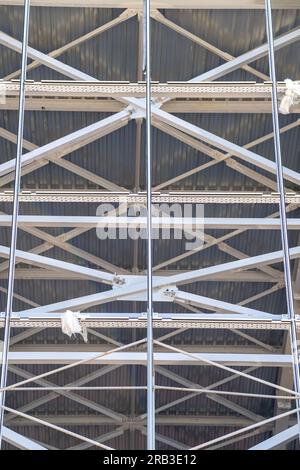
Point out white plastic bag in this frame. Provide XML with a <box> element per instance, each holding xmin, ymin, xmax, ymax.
<box><xmin>61</xmin><ymin>310</ymin><xmax>88</xmax><ymax>342</ymax></box>
<box><xmin>279</xmin><ymin>79</ymin><xmax>300</xmax><ymax>115</ymax></box>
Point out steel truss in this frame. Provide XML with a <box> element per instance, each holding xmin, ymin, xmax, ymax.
<box><xmin>1</xmin><ymin>81</ymin><xmax>300</xmax><ymax>113</ymax></box>
<box><xmin>0</xmin><ymin>0</ymin><xmax>299</xmax><ymax>451</ymax></box>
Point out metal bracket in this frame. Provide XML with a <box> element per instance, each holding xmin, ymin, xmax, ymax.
<box><xmin>138</xmin><ymin>311</ymin><xmax>162</xmax><ymax>319</ymax></box>
<box><xmin>128</xmin><ymin>105</ymin><xmax>145</xmax><ymax>120</ymax></box>
<box><xmin>162</xmin><ymin>286</ymin><xmax>179</xmax><ymax>298</ymax></box>
<box><xmin>112</xmin><ymin>275</ymin><xmax>126</xmax><ymax>287</ymax></box>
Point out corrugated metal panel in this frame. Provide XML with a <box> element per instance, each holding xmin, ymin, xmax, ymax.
<box><xmin>161</xmin><ymin>9</ymin><xmax>300</xmax><ymax>81</ymax></box>
<box><xmin>0</xmin><ymin>6</ymin><xmax>299</xmax><ymax>450</ymax></box>
<box><xmin>0</xmin><ymin>112</ymin><xmax>297</xmax><ymax>191</ymax></box>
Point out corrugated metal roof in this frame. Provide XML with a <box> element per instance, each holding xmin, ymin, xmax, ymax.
<box><xmin>0</xmin><ymin>6</ymin><xmax>299</xmax><ymax>450</ymax></box>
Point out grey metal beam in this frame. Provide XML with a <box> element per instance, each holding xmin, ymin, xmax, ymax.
<box><xmin>2</xmin><ymin>351</ymin><xmax>296</xmax><ymax>367</ymax></box>
<box><xmin>172</xmin><ymin>288</ymin><xmax>275</xmax><ymax>316</ymax></box>
<box><xmin>1</xmin><ymin>23</ymin><xmax>299</xmax><ymax>193</ymax></box>
<box><xmin>0</xmin><ymin>245</ymin><xmax>117</xmax><ymax>285</ymax></box>
<box><xmin>140</xmin><ymin>427</ymin><xmax>188</xmax><ymax>450</ymax></box>
<box><xmin>1</xmin><ymin>28</ymin><xmax>299</xmax><ymax>193</ymax></box>
<box><xmin>154</xmin><ymin>120</ymin><xmax>299</xmax><ymax>192</ymax></box>
<box><xmin>0</xmin><ymin>269</ymin><xmax>277</xmax><ymax>283</ymax></box>
<box><xmin>6</xmin><ymin>364</ymin><xmax>125</xmax><ymax>424</ymax></box>
<box><xmin>67</xmin><ymin>427</ymin><xmax>126</xmax><ymax>451</ymax></box>
<box><xmin>0</xmin><ymin>81</ymin><xmax>292</xmax><ymax>99</ymax></box>
<box><xmin>140</xmin><ymin>103</ymin><xmax>300</xmax><ymax>187</ymax></box>
<box><xmin>3</xmin><ymin>9</ymin><xmax>137</xmax><ymax>80</ymax></box>
<box><xmin>0</xmin><ymin>30</ymin><xmax>97</xmax><ymax>82</ymax></box>
<box><xmin>2</xmin><ymin>312</ymin><xmax>289</xmax><ymax>331</ymax></box>
<box><xmin>2</xmin><ymin>190</ymin><xmax>298</xmax><ymax>205</ymax></box>
<box><xmin>189</xmin><ymin>28</ymin><xmax>300</xmax><ymax>83</ymax></box>
<box><xmin>249</xmin><ymin>425</ymin><xmax>299</xmax><ymax>450</ymax></box>
<box><xmin>153</xmin><ymin>120</ymin><xmax>277</xmax><ymax>192</ymax></box>
<box><xmin>1</xmin><ymin>29</ymin><xmax>299</xmax><ymax>190</ymax></box>
<box><xmin>3</xmin><ymin>81</ymin><xmax>300</xmax><ymax>113</ymax></box>
<box><xmin>2</xmin><ymin>426</ymin><xmax>47</xmax><ymax>450</ymax></box>
<box><xmin>1</xmin><ymin>215</ymin><xmax>300</xmax><ymax>229</ymax></box>
<box><xmin>0</xmin><ymin>110</ymin><xmax>130</xmax><ymax>177</ymax></box>
<box><xmin>5</xmin><ymin>97</ymin><xmax>300</xmax><ymax>114</ymax></box>
<box><xmin>0</xmin><ymin>97</ymin><xmax>123</xmax><ymax>112</ymax></box>
<box><xmin>10</xmin><ymin>344</ymin><xmax>272</xmax><ymax>355</ymax></box>
<box><xmin>1</xmin><ymin>311</ymin><xmax>286</xmax><ymax>321</ymax></box>
<box><xmin>12</xmin><ymin>246</ymin><xmax>300</xmax><ymax>314</ymax></box>
<box><xmin>272</xmin><ymin>334</ymin><xmax>294</xmax><ymax>448</ymax></box>
<box><xmin>164</xmin><ymin>245</ymin><xmax>300</xmax><ymax>287</ymax></box>
<box><xmin>0</xmin><ymin>0</ymin><xmax>298</xmax><ymax>8</ymax></box>
<box><xmin>0</xmin><ymin>126</ymin><xmax>126</xmax><ymax>191</ymax></box>
<box><xmin>156</xmin><ymin>367</ymin><xmax>264</xmax><ymax>423</ymax></box>
<box><xmin>6</xmin><ymin>415</ymin><xmax>261</xmax><ymax>427</ymax></box>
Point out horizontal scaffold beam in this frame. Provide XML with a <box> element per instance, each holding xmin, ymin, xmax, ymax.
<box><xmin>1</xmin><ymin>81</ymin><xmax>298</xmax><ymax>114</ymax></box>
<box><xmin>7</xmin><ymin>415</ymin><xmax>273</xmax><ymax>428</ymax></box>
<box><xmin>9</xmin><ymin>344</ymin><xmax>274</xmax><ymax>355</ymax></box>
<box><xmin>1</xmin><ymin>81</ymin><xmax>290</xmax><ymax>99</ymax></box>
<box><xmin>0</xmin><ymin>191</ymin><xmax>300</xmax><ymax>205</ymax></box>
<box><xmin>0</xmin><ymin>0</ymin><xmax>298</xmax><ymax>8</ymax></box>
<box><xmin>2</xmin><ymin>351</ymin><xmax>297</xmax><ymax>367</ymax></box>
<box><xmin>5</xmin><ymin>98</ymin><xmax>289</xmax><ymax>113</ymax></box>
<box><xmin>0</xmin><ymin>269</ymin><xmax>276</xmax><ymax>283</ymax></box>
<box><xmin>0</xmin><ymin>312</ymin><xmax>293</xmax><ymax>331</ymax></box>
<box><xmin>0</xmin><ymin>215</ymin><xmax>299</xmax><ymax>230</ymax></box>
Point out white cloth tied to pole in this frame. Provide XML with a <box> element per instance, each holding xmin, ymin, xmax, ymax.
<box><xmin>279</xmin><ymin>79</ymin><xmax>300</xmax><ymax>115</ymax></box>
<box><xmin>61</xmin><ymin>310</ymin><xmax>88</xmax><ymax>342</ymax></box>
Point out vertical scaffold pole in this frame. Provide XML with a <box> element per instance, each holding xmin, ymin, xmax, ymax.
<box><xmin>264</xmin><ymin>0</ymin><xmax>300</xmax><ymax>442</ymax></box>
<box><xmin>0</xmin><ymin>0</ymin><xmax>31</xmax><ymax>448</ymax></box>
<box><xmin>143</xmin><ymin>0</ymin><xmax>155</xmax><ymax>451</ymax></box>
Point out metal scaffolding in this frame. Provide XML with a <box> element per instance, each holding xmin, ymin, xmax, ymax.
<box><xmin>0</xmin><ymin>0</ymin><xmax>300</xmax><ymax>451</ymax></box>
